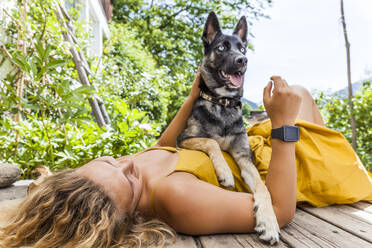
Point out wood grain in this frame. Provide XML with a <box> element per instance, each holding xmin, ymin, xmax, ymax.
<box><xmin>281</xmin><ymin>208</ymin><xmax>372</xmax><ymax>248</ymax></box>
<box><xmin>300</xmin><ymin>205</ymin><xmax>372</xmax><ymax>243</ymax></box>
<box><xmin>165</xmin><ymin>234</ymin><xmax>198</xmax><ymax>248</ymax></box>
<box><xmin>351</xmin><ymin>201</ymin><xmax>372</xmax><ymax>214</ymax></box>
<box><xmin>198</xmin><ymin>234</ymin><xmax>243</xmax><ymax>248</ymax></box>
<box><xmin>234</xmin><ymin>233</ymin><xmax>289</xmax><ymax>247</ymax></box>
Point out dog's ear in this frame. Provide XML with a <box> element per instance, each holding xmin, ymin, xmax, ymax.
<box><xmin>202</xmin><ymin>12</ymin><xmax>222</xmax><ymax>46</ymax></box>
<box><xmin>233</xmin><ymin>16</ymin><xmax>248</xmax><ymax>46</ymax></box>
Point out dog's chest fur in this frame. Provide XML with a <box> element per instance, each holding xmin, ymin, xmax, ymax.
<box><xmin>177</xmin><ymin>97</ymin><xmax>246</xmax><ymax>151</ymax></box>
<box><xmin>193</xmin><ymin>98</ymin><xmax>243</xmax><ymax>132</ymax></box>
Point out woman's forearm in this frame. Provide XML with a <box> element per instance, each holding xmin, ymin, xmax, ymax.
<box><xmin>262</xmin><ymin>76</ymin><xmax>301</xmax><ymax>224</ymax></box>
<box><xmin>265</xmin><ymin>138</ymin><xmax>297</xmax><ymax>224</ymax></box>
<box><xmin>157</xmin><ymin>95</ymin><xmax>198</xmax><ymax>147</ymax></box>
<box><xmin>157</xmin><ymin>69</ymin><xmax>201</xmax><ymax>147</ymax></box>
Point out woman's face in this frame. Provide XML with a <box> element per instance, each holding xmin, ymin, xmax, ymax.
<box><xmin>77</xmin><ymin>156</ymin><xmax>143</xmax><ymax>214</ymax></box>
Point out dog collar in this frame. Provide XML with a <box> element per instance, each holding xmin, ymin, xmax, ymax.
<box><xmin>199</xmin><ymin>91</ymin><xmax>242</xmax><ymax>109</ymax></box>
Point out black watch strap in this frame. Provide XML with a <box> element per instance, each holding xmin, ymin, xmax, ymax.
<box><xmin>271</xmin><ymin>126</ymin><xmax>299</xmax><ymax>142</ymax></box>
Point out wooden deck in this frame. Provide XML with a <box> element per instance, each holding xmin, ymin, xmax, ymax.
<box><xmin>1</xmin><ymin>181</ymin><xmax>372</xmax><ymax>248</ymax></box>
<box><xmin>166</xmin><ymin>202</ymin><xmax>372</xmax><ymax>248</ymax></box>
<box><xmin>165</xmin><ymin>202</ymin><xmax>372</xmax><ymax>248</ymax></box>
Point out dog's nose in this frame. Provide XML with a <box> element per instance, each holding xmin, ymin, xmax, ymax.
<box><xmin>235</xmin><ymin>56</ymin><xmax>247</xmax><ymax>66</ymax></box>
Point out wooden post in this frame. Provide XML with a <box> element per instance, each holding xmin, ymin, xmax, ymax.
<box><xmin>54</xmin><ymin>3</ymin><xmax>110</xmax><ymax>128</ymax></box>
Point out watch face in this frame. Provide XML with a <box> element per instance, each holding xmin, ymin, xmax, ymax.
<box><xmin>283</xmin><ymin>126</ymin><xmax>299</xmax><ymax>142</ymax></box>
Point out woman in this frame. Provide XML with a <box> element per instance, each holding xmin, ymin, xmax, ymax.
<box><xmin>1</xmin><ymin>74</ymin><xmax>371</xmax><ymax>248</ymax></box>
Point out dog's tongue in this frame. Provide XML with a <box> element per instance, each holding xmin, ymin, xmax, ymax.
<box><xmin>228</xmin><ymin>74</ymin><xmax>243</xmax><ymax>87</ymax></box>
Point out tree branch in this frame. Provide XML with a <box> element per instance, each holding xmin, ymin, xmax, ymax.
<box><xmin>158</xmin><ymin>6</ymin><xmax>190</xmax><ymax>30</ymax></box>
<box><xmin>340</xmin><ymin>0</ymin><xmax>357</xmax><ymax>150</ymax></box>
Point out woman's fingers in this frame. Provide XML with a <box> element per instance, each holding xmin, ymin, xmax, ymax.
<box><xmin>264</xmin><ymin>76</ymin><xmax>303</xmax><ymax>128</ymax></box>
<box><xmin>270</xmin><ymin>75</ymin><xmax>282</xmax><ymax>81</ymax></box>
<box><xmin>263</xmin><ymin>81</ymin><xmax>273</xmax><ymax>105</ymax></box>
<box><xmin>270</xmin><ymin>76</ymin><xmax>288</xmax><ymax>90</ymax></box>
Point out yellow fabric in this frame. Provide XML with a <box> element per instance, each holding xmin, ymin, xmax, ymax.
<box><xmin>248</xmin><ymin>119</ymin><xmax>372</xmax><ymax>206</ymax></box>
<box><xmin>153</xmin><ymin>119</ymin><xmax>372</xmax><ymax>207</ymax></box>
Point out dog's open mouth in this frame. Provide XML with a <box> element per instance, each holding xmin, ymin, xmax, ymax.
<box><xmin>220</xmin><ymin>70</ymin><xmax>243</xmax><ymax>88</ymax></box>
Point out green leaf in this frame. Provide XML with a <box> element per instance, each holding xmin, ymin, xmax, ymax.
<box><xmin>30</xmin><ymin>57</ymin><xmax>38</xmax><ymax>80</ymax></box>
<box><xmin>45</xmin><ymin>59</ymin><xmax>66</xmax><ymax>70</ymax></box>
<box><xmin>35</xmin><ymin>41</ymin><xmax>44</xmax><ymax>59</ymax></box>
<box><xmin>10</xmin><ymin>53</ymin><xmax>30</xmax><ymax>72</ymax></box>
<box><xmin>73</xmin><ymin>85</ymin><xmax>95</xmax><ymax>96</ymax></box>
<box><xmin>42</xmin><ymin>45</ymin><xmax>52</xmax><ymax>63</ymax></box>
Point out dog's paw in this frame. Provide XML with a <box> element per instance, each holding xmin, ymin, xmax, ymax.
<box><xmin>255</xmin><ymin>219</ymin><xmax>280</xmax><ymax>245</ymax></box>
<box><xmin>254</xmin><ymin>198</ymin><xmax>280</xmax><ymax>245</ymax></box>
<box><xmin>217</xmin><ymin>172</ymin><xmax>235</xmax><ymax>188</ymax></box>
<box><xmin>214</xmin><ymin>160</ymin><xmax>235</xmax><ymax>188</ymax></box>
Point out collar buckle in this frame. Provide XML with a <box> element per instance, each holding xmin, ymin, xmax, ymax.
<box><xmin>218</xmin><ymin>98</ymin><xmax>229</xmax><ymax>107</ymax></box>
<box><xmin>199</xmin><ymin>90</ymin><xmax>241</xmax><ymax>109</ymax></box>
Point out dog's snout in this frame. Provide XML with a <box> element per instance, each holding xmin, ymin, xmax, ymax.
<box><xmin>235</xmin><ymin>56</ymin><xmax>247</xmax><ymax>66</ymax></box>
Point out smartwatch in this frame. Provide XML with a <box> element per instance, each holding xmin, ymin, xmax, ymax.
<box><xmin>271</xmin><ymin>126</ymin><xmax>299</xmax><ymax>142</ymax></box>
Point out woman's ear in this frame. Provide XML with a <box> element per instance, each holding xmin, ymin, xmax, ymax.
<box><xmin>233</xmin><ymin>16</ymin><xmax>248</xmax><ymax>46</ymax></box>
<box><xmin>202</xmin><ymin>12</ymin><xmax>222</xmax><ymax>46</ymax></box>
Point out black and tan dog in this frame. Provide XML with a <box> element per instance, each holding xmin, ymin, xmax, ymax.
<box><xmin>177</xmin><ymin>12</ymin><xmax>280</xmax><ymax>245</ymax></box>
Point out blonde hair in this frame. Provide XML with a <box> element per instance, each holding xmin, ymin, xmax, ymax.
<box><xmin>0</xmin><ymin>170</ymin><xmax>175</xmax><ymax>248</ymax></box>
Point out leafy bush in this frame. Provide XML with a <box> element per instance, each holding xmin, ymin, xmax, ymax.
<box><xmin>0</xmin><ymin>1</ymin><xmax>159</xmax><ymax>178</ymax></box>
<box><xmin>96</xmin><ymin>23</ymin><xmax>171</xmax><ymax>127</ymax></box>
<box><xmin>0</xmin><ymin>99</ymin><xmax>158</xmax><ymax>178</ymax></box>
<box><xmin>315</xmin><ymin>81</ymin><xmax>372</xmax><ymax>170</ymax></box>
<box><xmin>0</xmin><ymin>0</ymin><xmax>272</xmax><ymax>178</ymax></box>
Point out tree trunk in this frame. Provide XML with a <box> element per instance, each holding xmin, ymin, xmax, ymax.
<box><xmin>340</xmin><ymin>0</ymin><xmax>357</xmax><ymax>150</ymax></box>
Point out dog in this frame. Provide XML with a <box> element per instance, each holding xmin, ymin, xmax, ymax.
<box><xmin>177</xmin><ymin>12</ymin><xmax>280</xmax><ymax>245</ymax></box>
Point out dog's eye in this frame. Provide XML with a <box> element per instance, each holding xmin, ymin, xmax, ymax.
<box><xmin>217</xmin><ymin>45</ymin><xmax>225</xmax><ymax>52</ymax></box>
<box><xmin>240</xmin><ymin>47</ymin><xmax>246</xmax><ymax>53</ymax></box>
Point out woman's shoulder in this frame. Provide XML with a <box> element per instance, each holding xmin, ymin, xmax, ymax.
<box><xmin>152</xmin><ymin>171</ymin><xmax>256</xmax><ymax>234</ymax></box>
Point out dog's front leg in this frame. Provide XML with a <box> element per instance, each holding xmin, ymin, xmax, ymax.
<box><xmin>229</xmin><ymin>135</ymin><xmax>280</xmax><ymax>245</ymax></box>
<box><xmin>180</xmin><ymin>137</ymin><xmax>235</xmax><ymax>187</ymax></box>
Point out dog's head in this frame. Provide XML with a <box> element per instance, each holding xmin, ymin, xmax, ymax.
<box><xmin>200</xmin><ymin>12</ymin><xmax>248</xmax><ymax>98</ymax></box>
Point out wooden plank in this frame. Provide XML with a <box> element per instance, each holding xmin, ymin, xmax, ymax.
<box><xmin>300</xmin><ymin>205</ymin><xmax>372</xmax><ymax>243</ymax></box>
<box><xmin>165</xmin><ymin>234</ymin><xmax>198</xmax><ymax>248</ymax></box>
<box><xmin>0</xmin><ymin>198</ymin><xmax>23</xmax><ymax>228</ymax></box>
<box><xmin>332</xmin><ymin>204</ymin><xmax>372</xmax><ymax>225</ymax></box>
<box><xmin>199</xmin><ymin>234</ymin><xmax>243</xmax><ymax>248</ymax></box>
<box><xmin>280</xmin><ymin>208</ymin><xmax>372</xmax><ymax>248</ymax></box>
<box><xmin>234</xmin><ymin>233</ymin><xmax>289</xmax><ymax>247</ymax></box>
<box><xmin>351</xmin><ymin>201</ymin><xmax>372</xmax><ymax>214</ymax></box>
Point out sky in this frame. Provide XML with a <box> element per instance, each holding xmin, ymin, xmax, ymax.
<box><xmin>244</xmin><ymin>0</ymin><xmax>372</xmax><ymax>103</ymax></box>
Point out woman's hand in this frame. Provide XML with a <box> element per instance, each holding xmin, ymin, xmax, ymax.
<box><xmin>156</xmin><ymin>68</ymin><xmax>201</xmax><ymax>147</ymax></box>
<box><xmin>189</xmin><ymin>67</ymin><xmax>201</xmax><ymax>100</ymax></box>
<box><xmin>263</xmin><ymin>76</ymin><xmax>302</xmax><ymax>129</ymax></box>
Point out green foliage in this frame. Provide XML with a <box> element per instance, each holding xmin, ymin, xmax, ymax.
<box><xmin>0</xmin><ymin>100</ymin><xmax>158</xmax><ymax>178</ymax></box>
<box><xmin>113</xmin><ymin>0</ymin><xmax>272</xmax><ymax>124</ymax></box>
<box><xmin>113</xmin><ymin>0</ymin><xmax>271</xmax><ymax>75</ymax></box>
<box><xmin>96</xmin><ymin>23</ymin><xmax>171</xmax><ymax>126</ymax></box>
<box><xmin>0</xmin><ymin>0</ymin><xmax>272</xmax><ymax>178</ymax></box>
<box><xmin>315</xmin><ymin>81</ymin><xmax>372</xmax><ymax>170</ymax></box>
<box><xmin>241</xmin><ymin>102</ymin><xmax>252</xmax><ymax>127</ymax></box>
<box><xmin>0</xmin><ymin>0</ymin><xmax>159</xmax><ymax>178</ymax></box>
